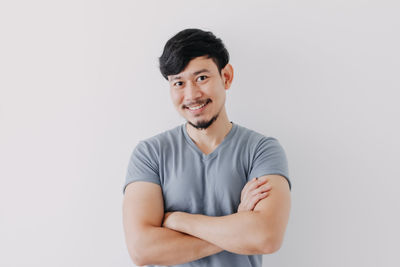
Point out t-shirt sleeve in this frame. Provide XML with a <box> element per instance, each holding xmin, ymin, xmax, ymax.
<box><xmin>248</xmin><ymin>137</ymin><xmax>291</xmax><ymax>190</ymax></box>
<box><xmin>122</xmin><ymin>141</ymin><xmax>161</xmax><ymax>194</ymax></box>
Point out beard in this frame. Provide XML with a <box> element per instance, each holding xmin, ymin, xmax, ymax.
<box><xmin>185</xmin><ymin>99</ymin><xmax>224</xmax><ymax>130</ymax></box>
<box><xmin>187</xmin><ymin>113</ymin><xmax>219</xmax><ymax>130</ymax></box>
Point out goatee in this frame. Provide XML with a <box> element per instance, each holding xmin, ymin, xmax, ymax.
<box><xmin>188</xmin><ymin>114</ymin><xmax>219</xmax><ymax>130</ymax></box>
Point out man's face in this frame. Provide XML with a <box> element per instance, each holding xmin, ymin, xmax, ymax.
<box><xmin>168</xmin><ymin>56</ymin><xmax>231</xmax><ymax>130</ymax></box>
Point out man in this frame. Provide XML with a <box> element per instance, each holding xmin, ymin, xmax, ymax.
<box><xmin>122</xmin><ymin>28</ymin><xmax>291</xmax><ymax>267</ymax></box>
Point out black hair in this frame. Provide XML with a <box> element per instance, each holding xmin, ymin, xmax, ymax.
<box><xmin>159</xmin><ymin>28</ymin><xmax>230</xmax><ymax>80</ymax></box>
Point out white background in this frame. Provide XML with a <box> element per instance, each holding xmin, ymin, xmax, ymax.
<box><xmin>1</xmin><ymin>1</ymin><xmax>399</xmax><ymax>266</ymax></box>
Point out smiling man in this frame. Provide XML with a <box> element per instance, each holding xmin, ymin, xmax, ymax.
<box><xmin>122</xmin><ymin>28</ymin><xmax>291</xmax><ymax>267</ymax></box>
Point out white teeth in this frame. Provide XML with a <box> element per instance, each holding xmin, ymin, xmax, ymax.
<box><xmin>188</xmin><ymin>102</ymin><xmax>207</xmax><ymax>110</ymax></box>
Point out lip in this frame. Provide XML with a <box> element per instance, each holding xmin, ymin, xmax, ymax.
<box><xmin>186</xmin><ymin>101</ymin><xmax>209</xmax><ymax>115</ymax></box>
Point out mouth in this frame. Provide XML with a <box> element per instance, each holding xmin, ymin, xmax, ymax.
<box><xmin>185</xmin><ymin>100</ymin><xmax>211</xmax><ymax>113</ymax></box>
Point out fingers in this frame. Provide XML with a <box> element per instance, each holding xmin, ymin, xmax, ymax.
<box><xmin>241</xmin><ymin>176</ymin><xmax>269</xmax><ymax>201</ymax></box>
<box><xmin>248</xmin><ymin>178</ymin><xmax>268</xmax><ymax>194</ymax></box>
<box><xmin>238</xmin><ymin>191</ymin><xmax>269</xmax><ymax>212</ymax></box>
<box><xmin>238</xmin><ymin>177</ymin><xmax>272</xmax><ymax>212</ymax></box>
<box><xmin>248</xmin><ymin>191</ymin><xmax>269</xmax><ymax>210</ymax></box>
<box><xmin>251</xmin><ymin>182</ymin><xmax>272</xmax><ymax>197</ymax></box>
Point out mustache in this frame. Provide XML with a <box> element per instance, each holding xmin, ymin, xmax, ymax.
<box><xmin>183</xmin><ymin>99</ymin><xmax>211</xmax><ymax>108</ymax></box>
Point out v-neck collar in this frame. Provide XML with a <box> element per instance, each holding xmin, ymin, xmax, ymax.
<box><xmin>182</xmin><ymin>121</ymin><xmax>237</xmax><ymax>161</ymax></box>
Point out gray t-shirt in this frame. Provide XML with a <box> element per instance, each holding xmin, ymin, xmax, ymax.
<box><xmin>123</xmin><ymin>122</ymin><xmax>290</xmax><ymax>267</ymax></box>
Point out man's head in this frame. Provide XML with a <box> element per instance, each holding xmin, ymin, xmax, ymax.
<box><xmin>159</xmin><ymin>28</ymin><xmax>230</xmax><ymax>80</ymax></box>
<box><xmin>159</xmin><ymin>29</ymin><xmax>233</xmax><ymax>130</ymax></box>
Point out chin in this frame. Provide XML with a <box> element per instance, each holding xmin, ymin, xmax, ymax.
<box><xmin>187</xmin><ymin>115</ymin><xmax>218</xmax><ymax>130</ymax></box>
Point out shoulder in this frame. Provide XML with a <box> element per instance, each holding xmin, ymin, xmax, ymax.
<box><xmin>233</xmin><ymin>123</ymin><xmax>281</xmax><ymax>149</ymax></box>
<box><xmin>134</xmin><ymin>124</ymin><xmax>183</xmax><ymax>153</ymax></box>
<box><xmin>235</xmin><ymin>124</ymin><xmax>291</xmax><ymax>189</ymax></box>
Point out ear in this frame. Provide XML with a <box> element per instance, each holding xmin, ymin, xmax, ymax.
<box><xmin>221</xmin><ymin>64</ymin><xmax>234</xmax><ymax>89</ymax></box>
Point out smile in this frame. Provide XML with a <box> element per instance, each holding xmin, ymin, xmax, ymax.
<box><xmin>185</xmin><ymin>100</ymin><xmax>210</xmax><ymax>113</ymax></box>
<box><xmin>188</xmin><ymin>102</ymin><xmax>207</xmax><ymax>110</ymax></box>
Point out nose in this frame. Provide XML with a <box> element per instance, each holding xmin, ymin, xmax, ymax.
<box><xmin>184</xmin><ymin>81</ymin><xmax>202</xmax><ymax>101</ymax></box>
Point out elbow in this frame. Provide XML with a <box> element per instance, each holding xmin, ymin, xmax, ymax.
<box><xmin>126</xmin><ymin>238</ymin><xmax>151</xmax><ymax>266</ymax></box>
<box><xmin>129</xmin><ymin>255</ymin><xmax>146</xmax><ymax>267</ymax></box>
<box><xmin>260</xmin><ymin>239</ymin><xmax>282</xmax><ymax>254</ymax></box>
<box><xmin>127</xmin><ymin>246</ymin><xmax>147</xmax><ymax>266</ymax></box>
<box><xmin>257</xmin><ymin>235</ymin><xmax>284</xmax><ymax>254</ymax></box>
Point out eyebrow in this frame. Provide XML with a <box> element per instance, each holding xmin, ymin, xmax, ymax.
<box><xmin>170</xmin><ymin>69</ymin><xmax>211</xmax><ymax>81</ymax></box>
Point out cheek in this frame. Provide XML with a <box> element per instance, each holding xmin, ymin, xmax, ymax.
<box><xmin>170</xmin><ymin>91</ymin><xmax>183</xmax><ymax>107</ymax></box>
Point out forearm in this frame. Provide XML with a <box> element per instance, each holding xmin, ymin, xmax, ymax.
<box><xmin>129</xmin><ymin>225</ymin><xmax>223</xmax><ymax>266</ymax></box>
<box><xmin>164</xmin><ymin>175</ymin><xmax>291</xmax><ymax>255</ymax></box>
<box><xmin>167</xmin><ymin>211</ymin><xmax>272</xmax><ymax>255</ymax></box>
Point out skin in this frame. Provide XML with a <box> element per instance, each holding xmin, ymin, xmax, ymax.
<box><xmin>162</xmin><ymin>175</ymin><xmax>290</xmax><ymax>255</ymax></box>
<box><xmin>123</xmin><ymin>177</ymin><xmax>271</xmax><ymax>266</ymax></box>
<box><xmin>168</xmin><ymin>56</ymin><xmax>234</xmax><ymax>155</ymax></box>
<box><xmin>122</xmin><ymin>56</ymin><xmax>291</xmax><ymax>266</ymax></box>
<box><xmin>238</xmin><ymin>177</ymin><xmax>272</xmax><ymax>212</ymax></box>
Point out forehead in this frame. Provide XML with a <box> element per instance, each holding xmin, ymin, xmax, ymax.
<box><xmin>168</xmin><ymin>56</ymin><xmax>219</xmax><ymax>81</ymax></box>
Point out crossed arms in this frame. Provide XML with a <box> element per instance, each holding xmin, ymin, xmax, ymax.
<box><xmin>122</xmin><ymin>174</ymin><xmax>291</xmax><ymax>266</ymax></box>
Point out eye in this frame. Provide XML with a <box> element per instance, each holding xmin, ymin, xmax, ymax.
<box><xmin>196</xmin><ymin>75</ymin><xmax>208</xmax><ymax>82</ymax></box>
<box><xmin>174</xmin><ymin>81</ymin><xmax>184</xmax><ymax>87</ymax></box>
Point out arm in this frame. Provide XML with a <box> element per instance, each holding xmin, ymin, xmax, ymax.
<box><xmin>163</xmin><ymin>174</ymin><xmax>291</xmax><ymax>255</ymax></box>
<box><xmin>122</xmin><ymin>181</ymin><xmax>223</xmax><ymax>266</ymax></box>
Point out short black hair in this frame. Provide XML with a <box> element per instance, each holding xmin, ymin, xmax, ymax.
<box><xmin>159</xmin><ymin>28</ymin><xmax>230</xmax><ymax>80</ymax></box>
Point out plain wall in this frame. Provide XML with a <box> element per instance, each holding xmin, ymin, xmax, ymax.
<box><xmin>1</xmin><ymin>1</ymin><xmax>399</xmax><ymax>266</ymax></box>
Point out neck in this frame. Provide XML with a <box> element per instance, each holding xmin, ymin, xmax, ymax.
<box><xmin>186</xmin><ymin>107</ymin><xmax>232</xmax><ymax>149</ymax></box>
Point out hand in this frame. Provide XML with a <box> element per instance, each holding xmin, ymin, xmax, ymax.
<box><xmin>237</xmin><ymin>176</ymin><xmax>272</xmax><ymax>212</ymax></box>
